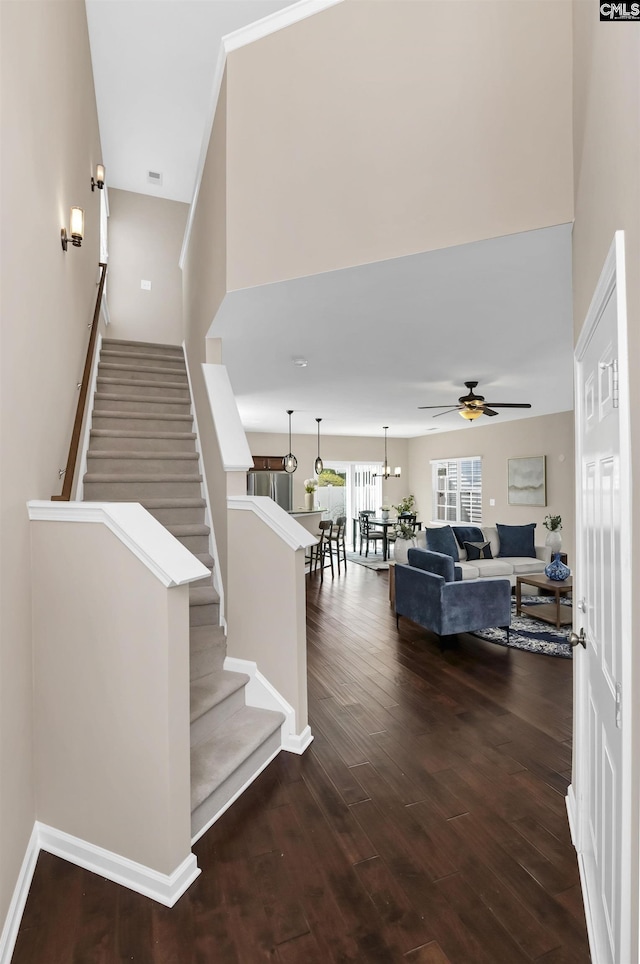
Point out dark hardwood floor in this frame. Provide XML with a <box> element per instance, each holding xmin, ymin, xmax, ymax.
<box><xmin>12</xmin><ymin>563</ymin><xmax>590</xmax><ymax>963</ymax></box>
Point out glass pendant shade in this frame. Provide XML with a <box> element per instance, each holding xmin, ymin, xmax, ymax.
<box><xmin>283</xmin><ymin>409</ymin><xmax>297</xmax><ymax>474</ymax></box>
<box><xmin>314</xmin><ymin>418</ymin><xmax>323</xmax><ymax>475</ymax></box>
<box><xmin>460</xmin><ymin>406</ymin><xmax>482</xmax><ymax>420</ymax></box>
<box><xmin>70</xmin><ymin>206</ymin><xmax>84</xmax><ymax>245</ymax></box>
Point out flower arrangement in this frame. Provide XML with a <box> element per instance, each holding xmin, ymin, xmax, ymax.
<box><xmin>394</xmin><ymin>520</ymin><xmax>416</xmax><ymax>540</ymax></box>
<box><xmin>304</xmin><ymin>478</ymin><xmax>318</xmax><ymax>494</ymax></box>
<box><xmin>394</xmin><ymin>494</ymin><xmax>416</xmax><ymax>515</ymax></box>
<box><xmin>380</xmin><ymin>504</ymin><xmax>391</xmax><ymax>512</ymax></box>
<box><xmin>544</xmin><ymin>514</ymin><xmax>562</xmax><ymax>532</ymax></box>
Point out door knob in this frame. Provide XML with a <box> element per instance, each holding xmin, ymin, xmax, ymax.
<box><xmin>569</xmin><ymin>628</ymin><xmax>586</xmax><ymax>649</ymax></box>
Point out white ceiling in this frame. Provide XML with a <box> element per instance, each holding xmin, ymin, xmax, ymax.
<box><xmin>213</xmin><ymin>223</ymin><xmax>574</xmax><ymax>438</ymax></box>
<box><xmin>85</xmin><ymin>1</ymin><xmax>574</xmax><ymax>441</ymax></box>
<box><xmin>86</xmin><ymin>0</ymin><xmax>297</xmax><ymax>202</ymax></box>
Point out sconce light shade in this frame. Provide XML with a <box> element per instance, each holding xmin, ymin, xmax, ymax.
<box><xmin>91</xmin><ymin>164</ymin><xmax>105</xmax><ymax>191</ymax></box>
<box><xmin>314</xmin><ymin>418</ymin><xmax>323</xmax><ymax>475</ymax></box>
<box><xmin>61</xmin><ymin>207</ymin><xmax>84</xmax><ymax>251</ymax></box>
<box><xmin>283</xmin><ymin>409</ymin><xmax>298</xmax><ymax>474</ymax></box>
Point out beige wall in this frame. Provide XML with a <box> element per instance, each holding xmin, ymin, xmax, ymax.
<box><xmin>246</xmin><ymin>431</ymin><xmax>410</xmax><ymax>511</ymax></box>
<box><xmin>572</xmin><ymin>5</ymin><xmax>640</xmax><ymax>955</ymax></box>
<box><xmin>106</xmin><ymin>189</ymin><xmax>187</xmax><ymax>345</ymax></box>
<box><xmin>225</xmin><ymin>0</ymin><xmax>573</xmax><ymax>290</ymax></box>
<box><xmin>407</xmin><ymin>412</ymin><xmax>575</xmax><ymax>560</ymax></box>
<box><xmin>0</xmin><ymin>0</ymin><xmax>102</xmax><ymax>929</ymax></box>
<box><xmin>31</xmin><ymin>522</ymin><xmax>192</xmax><ymax>874</ymax></box>
<box><xmin>182</xmin><ymin>72</ymin><xmax>229</xmax><ymax>600</ymax></box>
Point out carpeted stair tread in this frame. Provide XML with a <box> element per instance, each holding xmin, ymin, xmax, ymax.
<box><xmin>87</xmin><ymin>450</ymin><xmax>199</xmax><ymax>460</ymax></box>
<box><xmin>91</xmin><ymin>429</ymin><xmax>196</xmax><ymax>441</ymax></box>
<box><xmin>194</xmin><ymin>552</ymin><xmax>214</xmax><ymax>569</ymax></box>
<box><xmin>190</xmin><ymin>628</ymin><xmax>226</xmax><ymax>681</ymax></box>
<box><xmin>92</xmin><ymin>411</ymin><xmax>193</xmax><ymax>423</ymax></box>
<box><xmin>190</xmin><ymin>707</ymin><xmax>285</xmax><ymax>812</ymax></box>
<box><xmin>190</xmin><ymin>624</ymin><xmax>226</xmax><ymax>655</ymax></box>
<box><xmin>190</xmin><ymin>586</ymin><xmax>220</xmax><ymax>607</ymax></box>
<box><xmin>99</xmin><ymin>363</ymin><xmax>186</xmax><ymax>377</ymax></box>
<box><xmin>141</xmin><ymin>498</ymin><xmax>207</xmax><ymax>509</ymax></box>
<box><xmin>190</xmin><ymin>670</ymin><xmax>249</xmax><ymax>726</ymax></box>
<box><xmin>167</xmin><ymin>523</ymin><xmax>210</xmax><ymax>538</ymax></box>
<box><xmin>94</xmin><ymin>392</ymin><xmax>191</xmax><ymax>406</ymax></box>
<box><xmin>101</xmin><ymin>348</ymin><xmax>188</xmax><ymax>366</ymax></box>
<box><xmin>102</xmin><ymin>338</ymin><xmax>183</xmax><ymax>353</ymax></box>
<box><xmin>83</xmin><ymin>472</ymin><xmax>203</xmax><ymax>483</ymax></box>
<box><xmin>97</xmin><ymin>376</ymin><xmax>189</xmax><ymax>390</ymax></box>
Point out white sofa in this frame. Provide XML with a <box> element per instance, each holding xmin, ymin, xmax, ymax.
<box><xmin>414</xmin><ymin>525</ymin><xmax>551</xmax><ymax>587</ymax></box>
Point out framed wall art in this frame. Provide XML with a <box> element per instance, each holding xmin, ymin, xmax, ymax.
<box><xmin>507</xmin><ymin>456</ymin><xmax>546</xmax><ymax>506</ymax></box>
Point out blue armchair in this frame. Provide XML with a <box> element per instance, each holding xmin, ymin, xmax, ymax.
<box><xmin>395</xmin><ymin>548</ymin><xmax>511</xmax><ymax>645</ymax></box>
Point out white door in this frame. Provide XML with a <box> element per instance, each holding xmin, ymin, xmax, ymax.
<box><xmin>571</xmin><ymin>232</ymin><xmax>634</xmax><ymax>963</ymax></box>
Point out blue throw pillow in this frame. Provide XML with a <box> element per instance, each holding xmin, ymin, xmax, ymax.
<box><xmin>425</xmin><ymin>525</ymin><xmax>459</xmax><ymax>561</ymax></box>
<box><xmin>452</xmin><ymin>526</ymin><xmax>485</xmax><ymax>549</ymax></box>
<box><xmin>464</xmin><ymin>541</ymin><xmax>493</xmax><ymax>560</ymax></box>
<box><xmin>497</xmin><ymin>523</ymin><xmax>536</xmax><ymax>558</ymax></box>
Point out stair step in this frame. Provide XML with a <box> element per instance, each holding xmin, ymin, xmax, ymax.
<box><xmin>190</xmin><ymin>706</ymin><xmax>284</xmax><ymax>837</ymax></box>
<box><xmin>93</xmin><ymin>393</ymin><xmax>191</xmax><ymax>415</ymax></box>
<box><xmin>86</xmin><ymin>452</ymin><xmax>200</xmax><ymax>477</ymax></box>
<box><xmin>102</xmin><ymin>338</ymin><xmax>183</xmax><ymax>355</ymax></box>
<box><xmin>141</xmin><ymin>498</ymin><xmax>207</xmax><ymax>525</ymax></box>
<box><xmin>100</xmin><ymin>348</ymin><xmax>188</xmax><ymax>368</ymax></box>
<box><xmin>91</xmin><ymin>412</ymin><xmax>194</xmax><ymax>433</ymax></box>
<box><xmin>90</xmin><ymin>430</ymin><xmax>197</xmax><ymax>453</ymax></box>
<box><xmin>168</xmin><ymin>524</ymin><xmax>210</xmax><ymax>554</ymax></box>
<box><xmin>98</xmin><ymin>355</ymin><xmax>187</xmax><ymax>382</ymax></box>
<box><xmin>83</xmin><ymin>478</ymin><xmax>203</xmax><ymax>500</ymax></box>
<box><xmin>189</xmin><ymin>586</ymin><xmax>219</xmax><ymax>627</ymax></box>
<box><xmin>190</xmin><ymin>625</ymin><xmax>226</xmax><ymax>681</ymax></box>
<box><xmin>190</xmin><ymin>670</ymin><xmax>249</xmax><ymax>746</ymax></box>
<box><xmin>97</xmin><ymin>378</ymin><xmax>189</xmax><ymax>399</ymax></box>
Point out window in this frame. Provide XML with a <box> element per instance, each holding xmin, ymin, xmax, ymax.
<box><xmin>431</xmin><ymin>457</ymin><xmax>482</xmax><ymax>524</ymax></box>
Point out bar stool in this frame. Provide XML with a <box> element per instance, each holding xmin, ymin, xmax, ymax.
<box><xmin>310</xmin><ymin>520</ymin><xmax>334</xmax><ymax>581</ymax></box>
<box><xmin>329</xmin><ymin>515</ymin><xmax>347</xmax><ymax>574</ymax></box>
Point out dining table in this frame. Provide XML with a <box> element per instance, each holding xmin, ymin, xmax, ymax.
<box><xmin>351</xmin><ymin>517</ymin><xmax>422</xmax><ymax>562</ymax></box>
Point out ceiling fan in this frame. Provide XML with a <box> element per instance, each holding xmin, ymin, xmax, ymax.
<box><xmin>418</xmin><ymin>381</ymin><xmax>532</xmax><ymax>421</ymax></box>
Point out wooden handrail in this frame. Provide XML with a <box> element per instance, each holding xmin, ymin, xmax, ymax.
<box><xmin>52</xmin><ymin>262</ymin><xmax>108</xmax><ymax>501</ymax></box>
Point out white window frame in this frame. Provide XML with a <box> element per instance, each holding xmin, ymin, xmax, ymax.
<box><xmin>431</xmin><ymin>456</ymin><xmax>482</xmax><ymax>524</ymax></box>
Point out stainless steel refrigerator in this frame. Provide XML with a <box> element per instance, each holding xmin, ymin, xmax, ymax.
<box><xmin>247</xmin><ymin>471</ymin><xmax>293</xmax><ymax>511</ymax></box>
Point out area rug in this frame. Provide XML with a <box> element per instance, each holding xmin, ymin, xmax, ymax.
<box><xmin>471</xmin><ymin>598</ymin><xmax>573</xmax><ymax>658</ymax></box>
<box><xmin>346</xmin><ymin>551</ymin><xmax>389</xmax><ymax>572</ymax></box>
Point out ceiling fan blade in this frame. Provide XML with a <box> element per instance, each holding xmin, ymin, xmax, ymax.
<box><xmin>482</xmin><ymin>407</ymin><xmax>499</xmax><ymax>417</ymax></box>
<box><xmin>432</xmin><ymin>407</ymin><xmax>461</xmax><ymax>418</ymax></box>
<box><xmin>483</xmin><ymin>402</ymin><xmax>532</xmax><ymax>409</ymax></box>
<box><xmin>418</xmin><ymin>404</ymin><xmax>462</xmax><ymax>409</ymax></box>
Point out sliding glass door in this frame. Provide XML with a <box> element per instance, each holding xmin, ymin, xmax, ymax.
<box><xmin>315</xmin><ymin>462</ymin><xmax>383</xmax><ymax>548</ymax></box>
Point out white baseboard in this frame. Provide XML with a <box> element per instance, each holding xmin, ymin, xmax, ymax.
<box><xmin>0</xmin><ymin>825</ymin><xmax>39</xmax><ymax>964</ymax></box>
<box><xmin>0</xmin><ymin>821</ymin><xmax>201</xmax><ymax>961</ymax></box>
<box><xmin>224</xmin><ymin>656</ymin><xmax>314</xmax><ymax>754</ymax></box>
<box><xmin>566</xmin><ymin>783</ymin><xmax>577</xmax><ymax>847</ymax></box>
<box><xmin>565</xmin><ymin>788</ymin><xmax>598</xmax><ymax>964</ymax></box>
<box><xmin>37</xmin><ymin>823</ymin><xmax>200</xmax><ymax>907</ymax></box>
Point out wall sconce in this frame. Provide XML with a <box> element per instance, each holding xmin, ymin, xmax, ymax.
<box><xmin>91</xmin><ymin>164</ymin><xmax>105</xmax><ymax>191</ymax></box>
<box><xmin>61</xmin><ymin>207</ymin><xmax>84</xmax><ymax>251</ymax></box>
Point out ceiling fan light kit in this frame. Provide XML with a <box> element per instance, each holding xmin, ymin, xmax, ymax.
<box><xmin>419</xmin><ymin>381</ymin><xmax>532</xmax><ymax>421</ymax></box>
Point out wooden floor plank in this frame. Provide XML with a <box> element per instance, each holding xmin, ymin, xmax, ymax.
<box><xmin>11</xmin><ymin>563</ymin><xmax>590</xmax><ymax>963</ymax></box>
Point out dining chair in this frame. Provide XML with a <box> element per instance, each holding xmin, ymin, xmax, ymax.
<box><xmin>359</xmin><ymin>512</ymin><xmax>384</xmax><ymax>557</ymax></box>
<box><xmin>329</xmin><ymin>515</ymin><xmax>347</xmax><ymax>573</ymax></box>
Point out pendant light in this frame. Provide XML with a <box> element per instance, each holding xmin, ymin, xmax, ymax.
<box><xmin>373</xmin><ymin>426</ymin><xmax>401</xmax><ymax>479</ymax></box>
<box><xmin>283</xmin><ymin>409</ymin><xmax>297</xmax><ymax>474</ymax></box>
<box><xmin>314</xmin><ymin>418</ymin><xmax>323</xmax><ymax>475</ymax></box>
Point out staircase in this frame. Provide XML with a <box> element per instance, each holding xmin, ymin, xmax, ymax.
<box><xmin>83</xmin><ymin>337</ymin><xmax>284</xmax><ymax>839</ymax></box>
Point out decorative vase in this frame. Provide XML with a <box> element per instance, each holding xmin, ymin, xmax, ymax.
<box><xmin>545</xmin><ymin>530</ymin><xmax>562</xmax><ymax>554</ymax></box>
<box><xmin>381</xmin><ymin>509</ymin><xmax>390</xmax><ymax>520</ymax></box>
<box><xmin>545</xmin><ymin>552</ymin><xmax>570</xmax><ymax>581</ymax></box>
<box><xmin>394</xmin><ymin>537</ymin><xmax>415</xmax><ymax>565</ymax></box>
<box><xmin>304</xmin><ymin>492</ymin><xmax>314</xmax><ymax>510</ymax></box>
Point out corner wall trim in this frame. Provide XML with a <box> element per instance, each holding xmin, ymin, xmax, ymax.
<box><xmin>179</xmin><ymin>0</ymin><xmax>344</xmax><ymax>269</ymax></box>
<box><xmin>224</xmin><ymin>655</ymin><xmax>314</xmax><ymax>754</ymax></box>
<box><xmin>0</xmin><ymin>823</ymin><xmax>200</xmax><ymax>963</ymax></box>
<box><xmin>37</xmin><ymin>823</ymin><xmax>200</xmax><ymax>907</ymax></box>
<box><xmin>0</xmin><ymin>825</ymin><xmax>39</xmax><ymax>964</ymax></box>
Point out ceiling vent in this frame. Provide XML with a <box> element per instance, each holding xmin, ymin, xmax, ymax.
<box><xmin>147</xmin><ymin>170</ymin><xmax>163</xmax><ymax>186</ymax></box>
